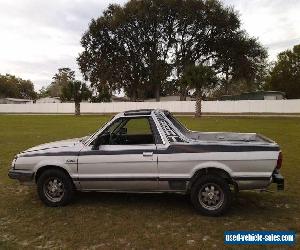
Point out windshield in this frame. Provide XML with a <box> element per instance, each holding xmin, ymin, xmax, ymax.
<box><xmin>164</xmin><ymin>112</ymin><xmax>189</xmax><ymax>135</ymax></box>
<box><xmin>81</xmin><ymin>116</ymin><xmax>116</xmax><ymax>145</ymax></box>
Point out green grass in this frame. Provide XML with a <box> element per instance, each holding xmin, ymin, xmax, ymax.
<box><xmin>0</xmin><ymin>115</ymin><xmax>299</xmax><ymax>249</ymax></box>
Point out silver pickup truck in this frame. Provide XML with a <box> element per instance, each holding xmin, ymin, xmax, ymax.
<box><xmin>9</xmin><ymin>109</ymin><xmax>284</xmax><ymax>216</ymax></box>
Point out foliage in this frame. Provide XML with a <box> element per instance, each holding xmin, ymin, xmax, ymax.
<box><xmin>266</xmin><ymin>44</ymin><xmax>300</xmax><ymax>99</ymax></box>
<box><xmin>182</xmin><ymin>65</ymin><xmax>218</xmax><ymax>94</ymax></box>
<box><xmin>61</xmin><ymin>80</ymin><xmax>92</xmax><ymax>115</ymax></box>
<box><xmin>41</xmin><ymin>67</ymin><xmax>110</xmax><ymax>103</ymax></box>
<box><xmin>214</xmin><ymin>32</ymin><xmax>268</xmax><ymax>96</ymax></box>
<box><xmin>78</xmin><ymin>0</ymin><xmax>175</xmax><ymax>101</ymax></box>
<box><xmin>78</xmin><ymin>0</ymin><xmax>267</xmax><ymax>101</ymax></box>
<box><xmin>90</xmin><ymin>83</ymin><xmax>112</xmax><ymax>102</ymax></box>
<box><xmin>39</xmin><ymin>67</ymin><xmax>93</xmax><ymax>115</ymax></box>
<box><xmin>0</xmin><ymin>74</ymin><xmax>37</xmax><ymax>99</ymax></box>
<box><xmin>181</xmin><ymin>64</ymin><xmax>218</xmax><ymax>116</ymax></box>
<box><xmin>37</xmin><ymin>86</ymin><xmax>50</xmax><ymax>98</ymax></box>
<box><xmin>61</xmin><ymin>80</ymin><xmax>91</xmax><ymax>103</ymax></box>
<box><xmin>47</xmin><ymin>68</ymin><xmax>75</xmax><ymax>97</ymax></box>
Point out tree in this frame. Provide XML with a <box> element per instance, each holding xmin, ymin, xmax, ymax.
<box><xmin>0</xmin><ymin>74</ymin><xmax>37</xmax><ymax>99</ymax></box>
<box><xmin>181</xmin><ymin>65</ymin><xmax>218</xmax><ymax>117</ymax></box>
<box><xmin>61</xmin><ymin>80</ymin><xmax>92</xmax><ymax>115</ymax></box>
<box><xmin>38</xmin><ymin>86</ymin><xmax>50</xmax><ymax>98</ymax></box>
<box><xmin>48</xmin><ymin>68</ymin><xmax>75</xmax><ymax>97</ymax></box>
<box><xmin>173</xmin><ymin>0</ymin><xmax>236</xmax><ymax>100</ymax></box>
<box><xmin>78</xmin><ymin>0</ymin><xmax>267</xmax><ymax>102</ymax></box>
<box><xmin>266</xmin><ymin>44</ymin><xmax>300</xmax><ymax>99</ymax></box>
<box><xmin>17</xmin><ymin>80</ymin><xmax>37</xmax><ymax>99</ymax></box>
<box><xmin>90</xmin><ymin>83</ymin><xmax>111</xmax><ymax>102</ymax></box>
<box><xmin>214</xmin><ymin>32</ymin><xmax>268</xmax><ymax>96</ymax></box>
<box><xmin>78</xmin><ymin>1</ymin><xmax>175</xmax><ymax>101</ymax></box>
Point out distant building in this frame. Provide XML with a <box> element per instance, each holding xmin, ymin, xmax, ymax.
<box><xmin>111</xmin><ymin>95</ymin><xmax>130</xmax><ymax>102</ymax></box>
<box><xmin>36</xmin><ymin>97</ymin><xmax>61</xmax><ymax>103</ymax></box>
<box><xmin>0</xmin><ymin>98</ymin><xmax>33</xmax><ymax>104</ymax></box>
<box><xmin>145</xmin><ymin>95</ymin><xmax>194</xmax><ymax>102</ymax></box>
<box><xmin>219</xmin><ymin>91</ymin><xmax>285</xmax><ymax>101</ymax></box>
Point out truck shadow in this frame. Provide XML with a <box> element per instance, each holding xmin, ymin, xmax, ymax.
<box><xmin>70</xmin><ymin>190</ymin><xmax>283</xmax><ymax>217</ymax></box>
<box><xmin>74</xmin><ymin>191</ymin><xmax>192</xmax><ymax>211</ymax></box>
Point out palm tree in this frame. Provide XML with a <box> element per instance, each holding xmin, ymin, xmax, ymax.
<box><xmin>182</xmin><ymin>64</ymin><xmax>218</xmax><ymax>117</ymax></box>
<box><xmin>61</xmin><ymin>80</ymin><xmax>91</xmax><ymax>115</ymax></box>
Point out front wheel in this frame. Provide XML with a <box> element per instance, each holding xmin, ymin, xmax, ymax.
<box><xmin>37</xmin><ymin>169</ymin><xmax>74</xmax><ymax>207</ymax></box>
<box><xmin>190</xmin><ymin>175</ymin><xmax>232</xmax><ymax>216</ymax></box>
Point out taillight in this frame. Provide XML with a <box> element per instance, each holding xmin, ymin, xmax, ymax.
<box><xmin>276</xmin><ymin>151</ymin><xmax>283</xmax><ymax>170</ymax></box>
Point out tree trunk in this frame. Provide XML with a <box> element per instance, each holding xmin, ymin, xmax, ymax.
<box><xmin>75</xmin><ymin>102</ymin><xmax>80</xmax><ymax>116</ymax></box>
<box><xmin>225</xmin><ymin>71</ymin><xmax>229</xmax><ymax>95</ymax></box>
<box><xmin>155</xmin><ymin>84</ymin><xmax>160</xmax><ymax>102</ymax></box>
<box><xmin>180</xmin><ymin>86</ymin><xmax>187</xmax><ymax>101</ymax></box>
<box><xmin>195</xmin><ymin>89</ymin><xmax>202</xmax><ymax>117</ymax></box>
<box><xmin>131</xmin><ymin>91</ymin><xmax>137</xmax><ymax>102</ymax></box>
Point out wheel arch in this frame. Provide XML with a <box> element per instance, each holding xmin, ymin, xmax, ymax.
<box><xmin>188</xmin><ymin>166</ymin><xmax>235</xmax><ymax>192</ymax></box>
<box><xmin>34</xmin><ymin>165</ymin><xmax>73</xmax><ymax>184</ymax></box>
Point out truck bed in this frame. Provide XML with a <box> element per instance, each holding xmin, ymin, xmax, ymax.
<box><xmin>186</xmin><ymin>131</ymin><xmax>274</xmax><ymax>144</ymax></box>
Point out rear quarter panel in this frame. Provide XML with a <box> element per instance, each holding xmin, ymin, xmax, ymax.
<box><xmin>158</xmin><ymin>151</ymin><xmax>278</xmax><ymax>178</ymax></box>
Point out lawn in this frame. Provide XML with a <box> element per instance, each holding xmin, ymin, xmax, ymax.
<box><xmin>0</xmin><ymin>115</ymin><xmax>299</xmax><ymax>249</ymax></box>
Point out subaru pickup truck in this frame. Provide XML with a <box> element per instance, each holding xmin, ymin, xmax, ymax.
<box><xmin>8</xmin><ymin>109</ymin><xmax>284</xmax><ymax>216</ymax></box>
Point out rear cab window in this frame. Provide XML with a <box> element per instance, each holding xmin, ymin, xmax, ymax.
<box><xmin>154</xmin><ymin>111</ymin><xmax>186</xmax><ymax>143</ymax></box>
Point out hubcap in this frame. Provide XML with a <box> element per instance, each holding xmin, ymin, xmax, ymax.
<box><xmin>43</xmin><ymin>177</ymin><xmax>64</xmax><ymax>202</ymax></box>
<box><xmin>198</xmin><ymin>183</ymin><xmax>224</xmax><ymax>211</ymax></box>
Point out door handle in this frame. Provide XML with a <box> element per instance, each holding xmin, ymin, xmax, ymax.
<box><xmin>143</xmin><ymin>152</ymin><xmax>153</xmax><ymax>157</ymax></box>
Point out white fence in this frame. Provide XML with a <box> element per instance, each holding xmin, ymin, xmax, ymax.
<box><xmin>0</xmin><ymin>100</ymin><xmax>300</xmax><ymax>114</ymax></box>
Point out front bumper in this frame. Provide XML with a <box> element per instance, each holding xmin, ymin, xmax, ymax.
<box><xmin>272</xmin><ymin>172</ymin><xmax>284</xmax><ymax>191</ymax></box>
<box><xmin>8</xmin><ymin>169</ymin><xmax>34</xmax><ymax>182</ymax></box>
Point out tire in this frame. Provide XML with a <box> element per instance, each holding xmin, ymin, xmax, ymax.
<box><xmin>190</xmin><ymin>175</ymin><xmax>232</xmax><ymax>216</ymax></box>
<box><xmin>37</xmin><ymin>169</ymin><xmax>74</xmax><ymax>207</ymax></box>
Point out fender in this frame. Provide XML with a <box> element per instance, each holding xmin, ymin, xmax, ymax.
<box><xmin>33</xmin><ymin>158</ymin><xmax>78</xmax><ymax>180</ymax></box>
<box><xmin>189</xmin><ymin>161</ymin><xmax>233</xmax><ymax>179</ymax></box>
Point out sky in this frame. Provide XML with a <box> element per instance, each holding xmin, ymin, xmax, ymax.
<box><xmin>0</xmin><ymin>0</ymin><xmax>299</xmax><ymax>91</ymax></box>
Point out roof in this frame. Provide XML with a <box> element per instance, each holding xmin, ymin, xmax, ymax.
<box><xmin>220</xmin><ymin>91</ymin><xmax>286</xmax><ymax>100</ymax></box>
<box><xmin>242</xmin><ymin>91</ymin><xmax>285</xmax><ymax>95</ymax></box>
<box><xmin>111</xmin><ymin>95</ymin><xmax>130</xmax><ymax>102</ymax></box>
<box><xmin>123</xmin><ymin>109</ymin><xmax>154</xmax><ymax>116</ymax></box>
<box><xmin>2</xmin><ymin>98</ymin><xmax>33</xmax><ymax>102</ymax></box>
<box><xmin>37</xmin><ymin>97</ymin><xmax>60</xmax><ymax>100</ymax></box>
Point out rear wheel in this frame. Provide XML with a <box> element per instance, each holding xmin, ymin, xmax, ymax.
<box><xmin>191</xmin><ymin>175</ymin><xmax>232</xmax><ymax>216</ymax></box>
<box><xmin>37</xmin><ymin>169</ymin><xmax>74</xmax><ymax>207</ymax></box>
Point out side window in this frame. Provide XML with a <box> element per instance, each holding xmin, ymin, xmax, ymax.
<box><xmin>123</xmin><ymin>118</ymin><xmax>152</xmax><ymax>135</ymax></box>
<box><xmin>93</xmin><ymin>117</ymin><xmax>156</xmax><ymax>146</ymax></box>
<box><xmin>112</xmin><ymin>117</ymin><xmax>154</xmax><ymax>145</ymax></box>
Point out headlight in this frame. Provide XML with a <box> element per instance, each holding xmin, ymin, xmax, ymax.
<box><xmin>12</xmin><ymin>155</ymin><xmax>18</xmax><ymax>169</ymax></box>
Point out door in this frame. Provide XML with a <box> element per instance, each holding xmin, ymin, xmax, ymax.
<box><xmin>78</xmin><ymin>116</ymin><xmax>158</xmax><ymax>191</ymax></box>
